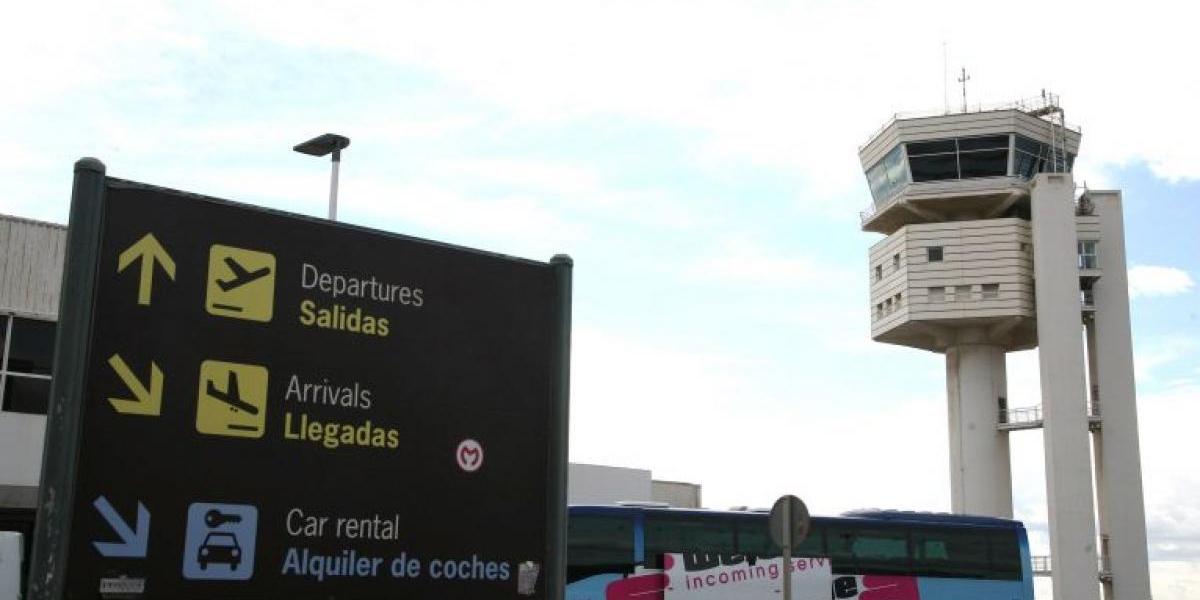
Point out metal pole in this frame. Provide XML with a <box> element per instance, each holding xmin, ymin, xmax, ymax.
<box><xmin>782</xmin><ymin>500</ymin><xmax>792</xmax><ymax>600</ymax></box>
<box><xmin>546</xmin><ymin>254</ymin><xmax>574</xmax><ymax>600</ymax></box>
<box><xmin>28</xmin><ymin>158</ymin><xmax>109</xmax><ymax>600</ymax></box>
<box><xmin>328</xmin><ymin>149</ymin><xmax>341</xmax><ymax>221</ymax></box>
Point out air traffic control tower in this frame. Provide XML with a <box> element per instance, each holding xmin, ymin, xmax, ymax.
<box><xmin>858</xmin><ymin>96</ymin><xmax>1151</xmax><ymax>600</ymax></box>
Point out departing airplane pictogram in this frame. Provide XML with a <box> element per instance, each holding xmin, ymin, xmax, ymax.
<box><xmin>215</xmin><ymin>257</ymin><xmax>271</xmax><ymax>292</ymax></box>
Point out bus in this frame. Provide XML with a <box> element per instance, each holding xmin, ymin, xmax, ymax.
<box><xmin>568</xmin><ymin>505</ymin><xmax>1034</xmax><ymax>600</ymax></box>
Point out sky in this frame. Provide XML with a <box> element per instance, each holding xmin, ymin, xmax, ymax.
<box><xmin>2</xmin><ymin>1</ymin><xmax>1198</xmax><ymax>598</ymax></box>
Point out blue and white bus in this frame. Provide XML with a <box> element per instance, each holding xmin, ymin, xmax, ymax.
<box><xmin>568</xmin><ymin>505</ymin><xmax>1034</xmax><ymax>600</ymax></box>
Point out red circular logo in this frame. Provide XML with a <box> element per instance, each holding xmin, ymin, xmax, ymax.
<box><xmin>456</xmin><ymin>439</ymin><xmax>483</xmax><ymax>472</ymax></box>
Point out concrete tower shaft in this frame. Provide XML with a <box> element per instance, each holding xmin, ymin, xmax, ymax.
<box><xmin>1087</xmin><ymin>191</ymin><xmax>1152</xmax><ymax>600</ymax></box>
<box><xmin>1031</xmin><ymin>174</ymin><xmax>1100</xmax><ymax>600</ymax></box>
<box><xmin>946</xmin><ymin>333</ymin><xmax>1012</xmax><ymax>517</ymax></box>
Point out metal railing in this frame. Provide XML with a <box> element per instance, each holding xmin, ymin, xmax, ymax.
<box><xmin>1031</xmin><ymin>555</ymin><xmax>1051</xmax><ymax>575</ymax></box>
<box><xmin>1027</xmin><ymin>554</ymin><xmax>1112</xmax><ymax>580</ymax></box>
<box><xmin>858</xmin><ymin>94</ymin><xmax>1082</xmax><ymax>150</ymax></box>
<box><xmin>998</xmin><ymin>401</ymin><xmax>1101</xmax><ymax>430</ymax></box>
<box><xmin>1000</xmin><ymin>405</ymin><xmax>1042</xmax><ymax>426</ymax></box>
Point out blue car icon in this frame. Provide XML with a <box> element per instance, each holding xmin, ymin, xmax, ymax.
<box><xmin>198</xmin><ymin>532</ymin><xmax>242</xmax><ymax>570</ymax></box>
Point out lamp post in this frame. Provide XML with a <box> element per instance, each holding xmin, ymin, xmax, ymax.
<box><xmin>293</xmin><ymin>133</ymin><xmax>351</xmax><ymax>221</ymax></box>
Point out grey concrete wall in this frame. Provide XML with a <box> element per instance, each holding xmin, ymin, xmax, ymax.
<box><xmin>0</xmin><ymin>215</ymin><xmax>66</xmax><ymax>318</ymax></box>
<box><xmin>567</xmin><ymin>463</ymin><xmax>652</xmax><ymax>505</ymax></box>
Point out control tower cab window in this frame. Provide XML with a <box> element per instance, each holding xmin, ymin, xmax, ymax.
<box><xmin>907</xmin><ymin>135</ymin><xmax>1009</xmax><ymax>182</ymax></box>
<box><xmin>866</xmin><ymin>145</ymin><xmax>909</xmax><ymax>202</ymax></box>
<box><xmin>1014</xmin><ymin>135</ymin><xmax>1075</xmax><ymax>179</ymax></box>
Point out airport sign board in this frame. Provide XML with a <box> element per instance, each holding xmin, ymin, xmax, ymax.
<box><xmin>29</xmin><ymin>159</ymin><xmax>571</xmax><ymax>599</ymax></box>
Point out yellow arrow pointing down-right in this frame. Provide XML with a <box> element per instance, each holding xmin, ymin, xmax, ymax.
<box><xmin>107</xmin><ymin>355</ymin><xmax>163</xmax><ymax>416</ymax></box>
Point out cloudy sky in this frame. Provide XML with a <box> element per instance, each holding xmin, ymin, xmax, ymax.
<box><xmin>2</xmin><ymin>1</ymin><xmax>1198</xmax><ymax>598</ymax></box>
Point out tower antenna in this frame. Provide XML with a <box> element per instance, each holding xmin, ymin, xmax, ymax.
<box><xmin>957</xmin><ymin>67</ymin><xmax>970</xmax><ymax>113</ymax></box>
<box><xmin>943</xmin><ymin>42</ymin><xmax>949</xmax><ymax>114</ymax></box>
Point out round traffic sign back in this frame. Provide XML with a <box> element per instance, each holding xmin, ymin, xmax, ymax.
<box><xmin>768</xmin><ymin>494</ymin><xmax>810</xmax><ymax>548</ymax></box>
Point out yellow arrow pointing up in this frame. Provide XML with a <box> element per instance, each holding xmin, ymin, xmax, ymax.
<box><xmin>117</xmin><ymin>233</ymin><xmax>176</xmax><ymax>306</ymax></box>
<box><xmin>107</xmin><ymin>355</ymin><xmax>163</xmax><ymax>416</ymax></box>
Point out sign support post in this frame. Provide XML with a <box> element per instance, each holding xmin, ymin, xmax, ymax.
<box><xmin>545</xmin><ymin>254</ymin><xmax>573</xmax><ymax>600</ymax></box>
<box><xmin>769</xmin><ymin>495</ymin><xmax>811</xmax><ymax>600</ymax></box>
<box><xmin>28</xmin><ymin>158</ymin><xmax>109</xmax><ymax>600</ymax></box>
<box><xmin>782</xmin><ymin>500</ymin><xmax>792</xmax><ymax>600</ymax></box>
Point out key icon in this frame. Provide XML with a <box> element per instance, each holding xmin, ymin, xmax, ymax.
<box><xmin>204</xmin><ymin>509</ymin><xmax>243</xmax><ymax>528</ymax></box>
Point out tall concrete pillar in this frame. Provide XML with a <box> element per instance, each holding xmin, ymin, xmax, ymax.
<box><xmin>945</xmin><ymin>328</ymin><xmax>1013</xmax><ymax>518</ymax></box>
<box><xmin>1090</xmin><ymin>191</ymin><xmax>1152</xmax><ymax>600</ymax></box>
<box><xmin>1085</xmin><ymin>321</ymin><xmax>1113</xmax><ymax>600</ymax></box>
<box><xmin>1031</xmin><ymin>173</ymin><xmax>1099</xmax><ymax>600</ymax></box>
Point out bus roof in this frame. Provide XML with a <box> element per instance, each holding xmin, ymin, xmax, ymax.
<box><xmin>569</xmin><ymin>504</ymin><xmax>1025</xmax><ymax>530</ymax></box>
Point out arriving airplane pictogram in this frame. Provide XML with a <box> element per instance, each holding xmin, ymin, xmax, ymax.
<box><xmin>196</xmin><ymin>360</ymin><xmax>269</xmax><ymax>438</ymax></box>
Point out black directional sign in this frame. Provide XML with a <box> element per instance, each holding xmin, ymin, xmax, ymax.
<box><xmin>29</xmin><ymin>159</ymin><xmax>572</xmax><ymax>599</ymax></box>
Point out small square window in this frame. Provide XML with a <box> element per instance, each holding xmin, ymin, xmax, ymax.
<box><xmin>928</xmin><ymin>287</ymin><xmax>945</xmax><ymax>302</ymax></box>
<box><xmin>884</xmin><ymin>298</ymin><xmax>893</xmax><ymax>313</ymax></box>
<box><xmin>1078</xmin><ymin>240</ymin><xmax>1098</xmax><ymax>269</ymax></box>
<box><xmin>892</xmin><ymin>254</ymin><xmax>900</xmax><ymax>270</ymax></box>
<box><xmin>927</xmin><ymin>247</ymin><xmax>944</xmax><ymax>262</ymax></box>
<box><xmin>956</xmin><ymin>285</ymin><xmax>972</xmax><ymax>301</ymax></box>
<box><xmin>982</xmin><ymin>284</ymin><xmax>999</xmax><ymax>299</ymax></box>
<box><xmin>874</xmin><ymin>265</ymin><xmax>883</xmax><ymax>282</ymax></box>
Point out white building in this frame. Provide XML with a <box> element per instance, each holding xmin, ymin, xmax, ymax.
<box><xmin>859</xmin><ymin>97</ymin><xmax>1150</xmax><ymax>600</ymax></box>
<box><xmin>0</xmin><ymin>215</ymin><xmax>64</xmax><ymax>587</ymax></box>
<box><xmin>567</xmin><ymin>462</ymin><xmax>702</xmax><ymax>508</ymax></box>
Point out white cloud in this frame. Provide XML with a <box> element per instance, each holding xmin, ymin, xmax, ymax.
<box><xmin>207</xmin><ymin>0</ymin><xmax>1200</xmax><ymax>190</ymax></box>
<box><xmin>1150</xmin><ymin>561</ymin><xmax>1200</xmax><ymax>600</ymax></box>
<box><xmin>1134</xmin><ymin>336</ymin><xmax>1198</xmax><ymax>384</ymax></box>
<box><xmin>684</xmin><ymin>237</ymin><xmax>858</xmax><ymax>290</ymax></box>
<box><xmin>569</xmin><ymin>325</ymin><xmax>951</xmax><ymax>514</ymax></box>
<box><xmin>1129</xmin><ymin>265</ymin><xmax>1195</xmax><ymax>299</ymax></box>
<box><xmin>1140</xmin><ymin>384</ymin><xmax>1200</xmax><ymax>562</ymax></box>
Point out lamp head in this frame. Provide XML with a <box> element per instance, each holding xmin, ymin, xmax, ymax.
<box><xmin>293</xmin><ymin>133</ymin><xmax>350</xmax><ymax>158</ymax></box>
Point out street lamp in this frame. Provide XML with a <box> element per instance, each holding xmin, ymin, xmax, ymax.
<box><xmin>293</xmin><ymin>133</ymin><xmax>351</xmax><ymax>221</ymax></box>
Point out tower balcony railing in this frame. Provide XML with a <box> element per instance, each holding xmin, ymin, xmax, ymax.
<box><xmin>1031</xmin><ymin>555</ymin><xmax>1051</xmax><ymax>575</ymax></box>
<box><xmin>998</xmin><ymin>401</ymin><xmax>1101</xmax><ymax>431</ymax></box>
<box><xmin>999</xmin><ymin>405</ymin><xmax>1042</xmax><ymax>427</ymax></box>
<box><xmin>858</xmin><ymin>94</ymin><xmax>1082</xmax><ymax>150</ymax></box>
<box><xmin>1027</xmin><ymin>554</ymin><xmax>1112</xmax><ymax>581</ymax></box>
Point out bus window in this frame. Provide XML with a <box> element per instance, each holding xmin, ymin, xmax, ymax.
<box><xmin>988</xmin><ymin>530</ymin><xmax>1022</xmax><ymax>580</ymax></box>
<box><xmin>824</xmin><ymin>524</ymin><xmax>857</xmax><ymax>573</ymax></box>
<box><xmin>912</xmin><ymin>526</ymin><xmax>988</xmax><ymax>579</ymax></box>
<box><xmin>736</xmin><ymin>520</ymin><xmax>825</xmax><ymax>559</ymax></box>
<box><xmin>850</xmin><ymin>527</ymin><xmax>910</xmax><ymax>575</ymax></box>
<box><xmin>567</xmin><ymin>514</ymin><xmax>635</xmax><ymax>582</ymax></box>
<box><xmin>644</xmin><ymin>515</ymin><xmax>735</xmax><ymax>569</ymax></box>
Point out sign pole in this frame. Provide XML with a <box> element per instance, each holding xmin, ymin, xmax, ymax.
<box><xmin>28</xmin><ymin>158</ymin><xmax>109</xmax><ymax>600</ymax></box>
<box><xmin>769</xmin><ymin>494</ymin><xmax>809</xmax><ymax>600</ymax></box>
<box><xmin>782</xmin><ymin>499</ymin><xmax>792</xmax><ymax>600</ymax></box>
<box><xmin>546</xmin><ymin>254</ymin><xmax>573</xmax><ymax>600</ymax></box>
